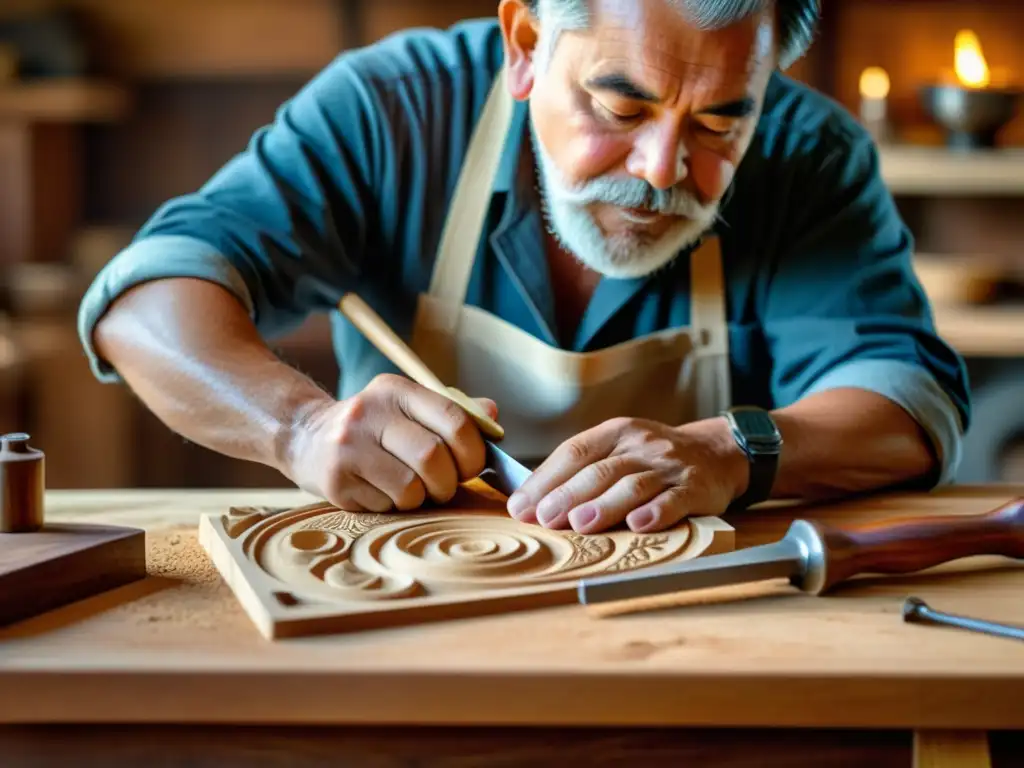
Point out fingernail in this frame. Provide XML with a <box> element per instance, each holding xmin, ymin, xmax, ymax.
<box><xmin>507</xmin><ymin>492</ymin><xmax>531</xmax><ymax>518</ymax></box>
<box><xmin>627</xmin><ymin>509</ymin><xmax>655</xmax><ymax>530</ymax></box>
<box><xmin>536</xmin><ymin>502</ymin><xmax>561</xmax><ymax>526</ymax></box>
<box><xmin>568</xmin><ymin>506</ymin><xmax>597</xmax><ymax>530</ymax></box>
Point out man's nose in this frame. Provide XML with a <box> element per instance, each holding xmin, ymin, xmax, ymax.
<box><xmin>625</xmin><ymin>122</ymin><xmax>688</xmax><ymax>190</ymax></box>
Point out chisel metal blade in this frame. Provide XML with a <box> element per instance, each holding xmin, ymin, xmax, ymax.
<box><xmin>479</xmin><ymin>440</ymin><xmax>532</xmax><ymax>498</ymax></box>
<box><xmin>577</xmin><ymin>532</ymin><xmax>811</xmax><ymax>605</ymax></box>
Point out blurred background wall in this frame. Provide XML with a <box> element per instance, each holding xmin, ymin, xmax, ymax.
<box><xmin>0</xmin><ymin>0</ymin><xmax>1021</xmax><ymax>490</ymax></box>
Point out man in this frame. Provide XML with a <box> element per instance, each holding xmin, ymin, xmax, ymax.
<box><xmin>78</xmin><ymin>0</ymin><xmax>970</xmax><ymax>536</ymax></box>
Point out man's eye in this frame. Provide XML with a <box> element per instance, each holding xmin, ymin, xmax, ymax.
<box><xmin>592</xmin><ymin>99</ymin><xmax>641</xmax><ymax>125</ymax></box>
<box><xmin>695</xmin><ymin>121</ymin><xmax>737</xmax><ymax>138</ymax></box>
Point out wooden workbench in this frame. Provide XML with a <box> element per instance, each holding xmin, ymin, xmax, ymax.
<box><xmin>0</xmin><ymin>483</ymin><xmax>1022</xmax><ymax>767</ymax></box>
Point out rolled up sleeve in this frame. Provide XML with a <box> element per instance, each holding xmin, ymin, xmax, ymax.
<box><xmin>77</xmin><ymin>53</ymin><xmax>387</xmax><ymax>380</ymax></box>
<box><xmin>762</xmin><ymin>124</ymin><xmax>971</xmax><ymax>486</ymax></box>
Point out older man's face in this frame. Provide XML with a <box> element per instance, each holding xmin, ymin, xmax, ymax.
<box><xmin>500</xmin><ymin>0</ymin><xmax>776</xmax><ymax>277</ymax></box>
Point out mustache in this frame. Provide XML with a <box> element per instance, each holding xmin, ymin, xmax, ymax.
<box><xmin>552</xmin><ymin>175</ymin><xmax>714</xmax><ymax>217</ymax></box>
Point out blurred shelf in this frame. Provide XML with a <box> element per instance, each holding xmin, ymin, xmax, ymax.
<box><xmin>0</xmin><ymin>79</ymin><xmax>130</xmax><ymax>123</ymax></box>
<box><xmin>933</xmin><ymin>304</ymin><xmax>1024</xmax><ymax>357</ymax></box>
<box><xmin>913</xmin><ymin>252</ymin><xmax>1009</xmax><ymax>306</ymax></box>
<box><xmin>879</xmin><ymin>146</ymin><xmax>1024</xmax><ymax>196</ymax></box>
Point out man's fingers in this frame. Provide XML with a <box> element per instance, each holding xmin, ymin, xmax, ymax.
<box><xmin>529</xmin><ymin>455</ymin><xmax>647</xmax><ymax>528</ymax></box>
<box><xmin>398</xmin><ymin>385</ymin><xmax>488</xmax><ymax>479</ymax></box>
<box><xmin>474</xmin><ymin>397</ymin><xmax>499</xmax><ymax>420</ymax></box>
<box><xmin>562</xmin><ymin>471</ymin><xmax>668</xmax><ymax>533</ymax></box>
<box><xmin>380</xmin><ymin>419</ymin><xmax>460</xmax><ymax>504</ymax></box>
<box><xmin>625</xmin><ymin>485</ymin><xmax>700</xmax><ymax>533</ymax></box>
<box><xmin>325</xmin><ymin>472</ymin><xmax>399</xmax><ymax>513</ymax></box>
<box><xmin>507</xmin><ymin>426</ymin><xmax>618</xmax><ymax>520</ymax></box>
<box><xmin>351</xmin><ymin>446</ymin><xmax>428</xmax><ymax>511</ymax></box>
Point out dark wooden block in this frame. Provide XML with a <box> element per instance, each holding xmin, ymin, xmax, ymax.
<box><xmin>0</xmin><ymin>523</ymin><xmax>147</xmax><ymax>626</ymax></box>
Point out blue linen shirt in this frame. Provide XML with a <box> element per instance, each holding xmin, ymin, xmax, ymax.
<box><xmin>77</xmin><ymin>18</ymin><xmax>971</xmax><ymax>484</ymax></box>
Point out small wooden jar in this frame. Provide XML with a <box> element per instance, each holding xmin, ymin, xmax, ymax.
<box><xmin>0</xmin><ymin>432</ymin><xmax>45</xmax><ymax>533</ymax></box>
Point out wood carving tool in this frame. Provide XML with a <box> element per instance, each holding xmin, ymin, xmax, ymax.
<box><xmin>576</xmin><ymin>496</ymin><xmax>1024</xmax><ymax>605</ymax></box>
<box><xmin>0</xmin><ymin>432</ymin><xmax>147</xmax><ymax>626</ymax></box>
<box><xmin>902</xmin><ymin>596</ymin><xmax>1024</xmax><ymax>642</ymax></box>
<box><xmin>337</xmin><ymin>292</ymin><xmax>531</xmax><ymax>496</ymax></box>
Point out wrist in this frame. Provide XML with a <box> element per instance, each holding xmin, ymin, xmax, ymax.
<box><xmin>274</xmin><ymin>382</ymin><xmax>336</xmax><ymax>480</ymax></box>
<box><xmin>676</xmin><ymin>417</ymin><xmax>751</xmax><ymax>502</ymax></box>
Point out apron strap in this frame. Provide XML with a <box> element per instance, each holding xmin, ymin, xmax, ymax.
<box><xmin>688</xmin><ymin>235</ymin><xmax>732</xmax><ymax>414</ymax></box>
<box><xmin>427</xmin><ymin>68</ymin><xmax>516</xmax><ymax>325</ymax></box>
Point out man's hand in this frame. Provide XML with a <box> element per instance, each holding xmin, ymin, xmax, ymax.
<box><xmin>505</xmin><ymin>417</ymin><xmax>749</xmax><ymax>534</ymax></box>
<box><xmin>285</xmin><ymin>373</ymin><xmax>498</xmax><ymax>513</ymax></box>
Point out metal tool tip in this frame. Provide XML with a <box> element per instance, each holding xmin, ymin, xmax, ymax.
<box><xmin>902</xmin><ymin>595</ymin><xmax>928</xmax><ymax>622</ymax></box>
<box><xmin>577</xmin><ymin>581</ymin><xmax>589</xmax><ymax>605</ymax></box>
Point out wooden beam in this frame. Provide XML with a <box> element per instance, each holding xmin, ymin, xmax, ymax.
<box><xmin>0</xmin><ymin>123</ymin><xmax>78</xmax><ymax>264</ymax></box>
<box><xmin>0</xmin><ymin>79</ymin><xmax>129</xmax><ymax>122</ymax></box>
<box><xmin>913</xmin><ymin>730</ymin><xmax>991</xmax><ymax>768</ymax></box>
<box><xmin>69</xmin><ymin>0</ymin><xmax>344</xmax><ymax>79</ymax></box>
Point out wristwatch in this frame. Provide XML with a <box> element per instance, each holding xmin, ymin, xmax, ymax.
<box><xmin>721</xmin><ymin>406</ymin><xmax>783</xmax><ymax>512</ymax></box>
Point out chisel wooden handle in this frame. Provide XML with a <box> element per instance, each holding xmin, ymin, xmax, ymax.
<box><xmin>807</xmin><ymin>496</ymin><xmax>1024</xmax><ymax>593</ymax></box>
<box><xmin>337</xmin><ymin>292</ymin><xmax>505</xmax><ymax>440</ymax></box>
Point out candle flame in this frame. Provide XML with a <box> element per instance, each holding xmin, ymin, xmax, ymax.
<box><xmin>859</xmin><ymin>67</ymin><xmax>890</xmax><ymax>100</ymax></box>
<box><xmin>953</xmin><ymin>29</ymin><xmax>990</xmax><ymax>88</ymax></box>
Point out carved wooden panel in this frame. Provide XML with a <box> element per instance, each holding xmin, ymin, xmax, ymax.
<box><xmin>200</xmin><ymin>484</ymin><xmax>735</xmax><ymax>639</ymax></box>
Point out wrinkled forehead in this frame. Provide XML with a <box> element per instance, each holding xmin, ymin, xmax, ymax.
<box><xmin>550</xmin><ymin>0</ymin><xmax>776</xmax><ymax>94</ymax></box>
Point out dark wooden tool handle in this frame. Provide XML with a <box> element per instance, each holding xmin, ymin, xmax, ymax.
<box><xmin>815</xmin><ymin>497</ymin><xmax>1024</xmax><ymax>592</ymax></box>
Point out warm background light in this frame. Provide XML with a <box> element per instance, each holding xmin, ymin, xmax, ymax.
<box><xmin>953</xmin><ymin>29</ymin><xmax>991</xmax><ymax>88</ymax></box>
<box><xmin>859</xmin><ymin>66</ymin><xmax>891</xmax><ymax>99</ymax></box>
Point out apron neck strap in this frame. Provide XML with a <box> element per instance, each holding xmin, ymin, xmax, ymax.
<box><xmin>689</xmin><ymin>234</ymin><xmax>728</xmax><ymax>353</ymax></box>
<box><xmin>427</xmin><ymin>68</ymin><xmax>516</xmax><ymax>305</ymax></box>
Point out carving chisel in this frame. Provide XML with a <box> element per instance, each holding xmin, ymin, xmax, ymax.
<box><xmin>337</xmin><ymin>292</ymin><xmax>532</xmax><ymax>495</ymax></box>
<box><xmin>479</xmin><ymin>440</ymin><xmax>532</xmax><ymax>497</ymax></box>
<box><xmin>577</xmin><ymin>496</ymin><xmax>1024</xmax><ymax>605</ymax></box>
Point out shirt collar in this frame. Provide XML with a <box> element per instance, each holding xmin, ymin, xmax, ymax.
<box><xmin>491</xmin><ymin>95</ymin><xmax>531</xmax><ymax>194</ymax></box>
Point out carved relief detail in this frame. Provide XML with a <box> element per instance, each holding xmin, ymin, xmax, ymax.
<box><xmin>222</xmin><ymin>506</ymin><xmax>290</xmax><ymax>539</ymax></box>
<box><xmin>243</xmin><ymin>507</ymin><xmax>694</xmax><ymax>604</ymax></box>
<box><xmin>296</xmin><ymin>511</ymin><xmax>393</xmax><ymax>538</ymax></box>
<box><xmin>602</xmin><ymin>535</ymin><xmax>673</xmax><ymax>573</ymax></box>
<box><xmin>201</xmin><ymin>496</ymin><xmax>735</xmax><ymax>638</ymax></box>
<box><xmin>563</xmin><ymin>533</ymin><xmax>615</xmax><ymax>570</ymax></box>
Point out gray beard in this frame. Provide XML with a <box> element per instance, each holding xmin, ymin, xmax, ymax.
<box><xmin>528</xmin><ymin>121</ymin><xmax>719</xmax><ymax>279</ymax></box>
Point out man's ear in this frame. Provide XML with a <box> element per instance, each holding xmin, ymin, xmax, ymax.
<box><xmin>497</xmin><ymin>0</ymin><xmax>540</xmax><ymax>99</ymax></box>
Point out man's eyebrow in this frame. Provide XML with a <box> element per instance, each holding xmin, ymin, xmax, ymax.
<box><xmin>584</xmin><ymin>73</ymin><xmax>659</xmax><ymax>102</ymax></box>
<box><xmin>698</xmin><ymin>96</ymin><xmax>756</xmax><ymax>118</ymax></box>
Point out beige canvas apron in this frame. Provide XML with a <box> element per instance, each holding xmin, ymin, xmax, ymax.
<box><xmin>411</xmin><ymin>70</ymin><xmax>732</xmax><ymax>463</ymax></box>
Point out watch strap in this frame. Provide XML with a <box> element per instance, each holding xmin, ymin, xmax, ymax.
<box><xmin>728</xmin><ymin>450</ymin><xmax>779</xmax><ymax>513</ymax></box>
<box><xmin>722</xmin><ymin>406</ymin><xmax>782</xmax><ymax>513</ymax></box>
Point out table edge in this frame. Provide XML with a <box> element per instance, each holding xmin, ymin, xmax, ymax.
<box><xmin>0</xmin><ymin>668</ymin><xmax>1020</xmax><ymax>730</ymax></box>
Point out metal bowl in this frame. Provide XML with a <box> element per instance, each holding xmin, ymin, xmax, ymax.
<box><xmin>919</xmin><ymin>84</ymin><xmax>1021</xmax><ymax>149</ymax></box>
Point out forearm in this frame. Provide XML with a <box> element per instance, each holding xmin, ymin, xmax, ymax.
<box><xmin>768</xmin><ymin>387</ymin><xmax>939</xmax><ymax>500</ymax></box>
<box><xmin>92</xmin><ymin>277</ymin><xmax>333</xmax><ymax>473</ymax></box>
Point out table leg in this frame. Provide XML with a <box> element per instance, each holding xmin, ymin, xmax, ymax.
<box><xmin>914</xmin><ymin>730</ymin><xmax>991</xmax><ymax>768</ymax></box>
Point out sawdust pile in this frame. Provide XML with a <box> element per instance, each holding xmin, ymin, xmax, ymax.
<box><xmin>115</xmin><ymin>527</ymin><xmax>250</xmax><ymax>632</ymax></box>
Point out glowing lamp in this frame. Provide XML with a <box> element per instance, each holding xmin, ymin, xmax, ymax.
<box><xmin>919</xmin><ymin>29</ymin><xmax>1021</xmax><ymax>149</ymax></box>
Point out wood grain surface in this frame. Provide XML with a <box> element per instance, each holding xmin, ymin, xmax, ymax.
<box><xmin>0</xmin><ymin>483</ymin><xmax>1021</xmax><ymax>730</ymax></box>
<box><xmin>0</xmin><ymin>522</ymin><xmax>146</xmax><ymax>626</ymax></box>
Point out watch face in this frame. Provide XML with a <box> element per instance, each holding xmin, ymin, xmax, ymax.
<box><xmin>727</xmin><ymin>407</ymin><xmax>782</xmax><ymax>453</ymax></box>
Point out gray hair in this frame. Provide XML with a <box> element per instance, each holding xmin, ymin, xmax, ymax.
<box><xmin>526</xmin><ymin>0</ymin><xmax>819</xmax><ymax>70</ymax></box>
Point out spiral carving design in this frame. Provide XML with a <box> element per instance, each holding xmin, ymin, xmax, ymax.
<box><xmin>249</xmin><ymin>504</ymin><xmax>693</xmax><ymax>603</ymax></box>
